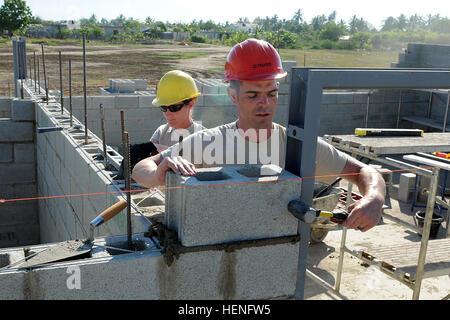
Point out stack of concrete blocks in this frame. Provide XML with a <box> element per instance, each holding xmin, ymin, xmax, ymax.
<box><xmin>398</xmin><ymin>172</ymin><xmax>417</xmax><ymax>203</ymax></box>
<box><xmin>164</xmin><ymin>165</ymin><xmax>301</xmax><ymax>298</ymax></box>
<box><xmin>392</xmin><ymin>43</ymin><xmax>450</xmax><ymax>69</ymax></box>
<box><xmin>34</xmin><ymin>98</ymin><xmax>150</xmax><ymax>244</ymax></box>
<box><xmin>108</xmin><ymin>79</ymin><xmax>148</xmax><ymax>93</ymax></box>
<box><xmin>0</xmin><ymin>99</ymin><xmax>39</xmax><ymax>248</ymax></box>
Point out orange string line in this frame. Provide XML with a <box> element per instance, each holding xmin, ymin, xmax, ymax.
<box><xmin>0</xmin><ymin>164</ymin><xmax>446</xmax><ymax>204</ymax></box>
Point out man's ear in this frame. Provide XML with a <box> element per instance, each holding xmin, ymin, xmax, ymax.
<box><xmin>227</xmin><ymin>86</ymin><xmax>238</xmax><ymax>105</ymax></box>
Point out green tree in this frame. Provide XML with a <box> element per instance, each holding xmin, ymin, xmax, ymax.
<box><xmin>319</xmin><ymin>22</ymin><xmax>346</xmax><ymax>41</ymax></box>
<box><xmin>0</xmin><ymin>0</ymin><xmax>32</xmax><ymax>35</ymax></box>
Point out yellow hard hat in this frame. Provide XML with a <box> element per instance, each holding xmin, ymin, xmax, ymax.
<box><xmin>152</xmin><ymin>70</ymin><xmax>201</xmax><ymax>106</ymax></box>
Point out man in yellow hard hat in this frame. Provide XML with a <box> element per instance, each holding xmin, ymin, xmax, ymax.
<box><xmin>132</xmin><ymin>38</ymin><xmax>385</xmax><ymax>232</ymax></box>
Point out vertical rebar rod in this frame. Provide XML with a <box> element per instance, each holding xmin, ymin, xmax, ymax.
<box><xmin>365</xmin><ymin>91</ymin><xmax>371</xmax><ymax>128</ymax></box>
<box><xmin>396</xmin><ymin>90</ymin><xmax>402</xmax><ymax>128</ymax></box>
<box><xmin>427</xmin><ymin>92</ymin><xmax>433</xmax><ymax>119</ymax></box>
<box><xmin>33</xmin><ymin>52</ymin><xmax>36</xmax><ymax>92</ymax></box>
<box><xmin>123</xmin><ymin>131</ymin><xmax>132</xmax><ymax>250</ymax></box>
<box><xmin>37</xmin><ymin>56</ymin><xmax>41</xmax><ymax>94</ymax></box>
<box><xmin>41</xmin><ymin>43</ymin><xmax>48</xmax><ymax>104</ymax></box>
<box><xmin>443</xmin><ymin>90</ymin><xmax>449</xmax><ymax>133</ymax></box>
<box><xmin>18</xmin><ymin>45</ymin><xmax>24</xmax><ymax>99</ymax></box>
<box><xmin>28</xmin><ymin>57</ymin><xmax>32</xmax><ymax>86</ymax></box>
<box><xmin>59</xmin><ymin>51</ymin><xmax>64</xmax><ymax>114</ymax></box>
<box><xmin>82</xmin><ymin>33</ymin><xmax>88</xmax><ymax>144</ymax></box>
<box><xmin>69</xmin><ymin>58</ymin><xmax>72</xmax><ymax>127</ymax></box>
<box><xmin>99</xmin><ymin>104</ymin><xmax>108</xmax><ymax>168</ymax></box>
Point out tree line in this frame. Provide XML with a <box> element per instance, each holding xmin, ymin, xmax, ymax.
<box><xmin>1</xmin><ymin>0</ymin><xmax>449</xmax><ymax>50</ymax></box>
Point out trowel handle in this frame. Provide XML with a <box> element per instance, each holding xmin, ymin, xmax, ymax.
<box><xmin>90</xmin><ymin>200</ymin><xmax>127</xmax><ymax>228</ymax></box>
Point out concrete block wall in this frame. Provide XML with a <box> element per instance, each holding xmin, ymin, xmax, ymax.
<box><xmin>34</xmin><ymin>101</ymin><xmax>150</xmax><ymax>243</ymax></box>
<box><xmin>318</xmin><ymin>89</ymin><xmax>431</xmax><ymax>136</ymax></box>
<box><xmin>0</xmin><ymin>99</ymin><xmax>39</xmax><ymax>248</ymax></box>
<box><xmin>393</xmin><ymin>43</ymin><xmax>450</xmax><ymax>69</ymax></box>
<box><xmin>0</xmin><ymin>232</ymin><xmax>298</xmax><ymax>299</ymax></box>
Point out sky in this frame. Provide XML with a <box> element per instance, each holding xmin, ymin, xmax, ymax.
<box><xmin>12</xmin><ymin>0</ymin><xmax>450</xmax><ymax>30</ymax></box>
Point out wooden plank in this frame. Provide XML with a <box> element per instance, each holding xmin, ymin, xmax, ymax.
<box><xmin>324</xmin><ymin>132</ymin><xmax>450</xmax><ymax>155</ymax></box>
<box><xmin>360</xmin><ymin>238</ymin><xmax>450</xmax><ymax>281</ymax></box>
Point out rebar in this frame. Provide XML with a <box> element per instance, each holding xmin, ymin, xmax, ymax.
<box><xmin>33</xmin><ymin>52</ymin><xmax>36</xmax><ymax>92</ymax></box>
<box><xmin>18</xmin><ymin>45</ymin><xmax>24</xmax><ymax>99</ymax></box>
<box><xmin>59</xmin><ymin>51</ymin><xmax>64</xmax><ymax>114</ymax></box>
<box><xmin>28</xmin><ymin>57</ymin><xmax>32</xmax><ymax>86</ymax></box>
<box><xmin>99</xmin><ymin>104</ymin><xmax>108</xmax><ymax>168</ymax></box>
<box><xmin>41</xmin><ymin>43</ymin><xmax>48</xmax><ymax>104</ymax></box>
<box><xmin>123</xmin><ymin>131</ymin><xmax>133</xmax><ymax>250</ymax></box>
<box><xmin>69</xmin><ymin>58</ymin><xmax>73</xmax><ymax>126</ymax></box>
<box><xmin>396</xmin><ymin>90</ymin><xmax>403</xmax><ymax>128</ymax></box>
<box><xmin>82</xmin><ymin>33</ymin><xmax>88</xmax><ymax>144</ymax></box>
<box><xmin>37</xmin><ymin>56</ymin><xmax>41</xmax><ymax>94</ymax></box>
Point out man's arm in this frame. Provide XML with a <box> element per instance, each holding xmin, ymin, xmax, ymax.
<box><xmin>340</xmin><ymin>156</ymin><xmax>386</xmax><ymax>232</ymax></box>
<box><xmin>132</xmin><ymin>153</ymin><xmax>197</xmax><ymax>187</ymax></box>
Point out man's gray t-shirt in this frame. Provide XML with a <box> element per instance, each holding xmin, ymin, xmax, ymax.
<box><xmin>160</xmin><ymin>121</ymin><xmax>348</xmax><ymax>182</ymax></box>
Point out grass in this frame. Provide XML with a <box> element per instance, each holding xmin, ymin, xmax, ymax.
<box><xmin>279</xmin><ymin>48</ymin><xmax>398</xmax><ymax>68</ymax></box>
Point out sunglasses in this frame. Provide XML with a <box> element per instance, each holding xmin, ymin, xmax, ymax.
<box><xmin>160</xmin><ymin>103</ymin><xmax>186</xmax><ymax>113</ymax></box>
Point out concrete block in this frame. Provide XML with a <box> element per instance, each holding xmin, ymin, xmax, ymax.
<box><xmin>0</xmin><ymin>163</ymin><xmax>36</xmax><ymax>185</ymax></box>
<box><xmin>0</xmin><ymin>223</ymin><xmax>40</xmax><ymax>247</ymax></box>
<box><xmin>14</xmin><ymin>143</ymin><xmax>35</xmax><ymax>163</ymax></box>
<box><xmin>12</xmin><ymin>99</ymin><xmax>35</xmax><ymax>121</ymax></box>
<box><xmin>0</xmin><ymin>120</ymin><xmax>33</xmax><ymax>142</ymax></box>
<box><xmin>166</xmin><ymin>165</ymin><xmax>301</xmax><ymax>247</ymax></box>
<box><xmin>91</xmin><ymin>96</ymin><xmax>115</xmax><ymax>109</ymax></box>
<box><xmin>0</xmin><ymin>201</ymin><xmax>38</xmax><ymax>225</ymax></box>
<box><xmin>116</xmin><ymin>96</ymin><xmax>139</xmax><ymax>109</ymax></box>
<box><xmin>0</xmin><ymin>144</ymin><xmax>13</xmax><ymax>163</ymax></box>
<box><xmin>398</xmin><ymin>173</ymin><xmax>417</xmax><ymax>202</ymax></box>
<box><xmin>336</xmin><ymin>93</ymin><xmax>354</xmax><ymax>104</ymax></box>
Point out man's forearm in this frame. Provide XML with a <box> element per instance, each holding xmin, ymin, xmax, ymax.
<box><xmin>132</xmin><ymin>157</ymin><xmax>161</xmax><ymax>187</ymax></box>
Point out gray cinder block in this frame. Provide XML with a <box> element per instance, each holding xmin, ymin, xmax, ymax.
<box><xmin>12</xmin><ymin>99</ymin><xmax>35</xmax><ymax>121</ymax></box>
<box><xmin>165</xmin><ymin>165</ymin><xmax>301</xmax><ymax>247</ymax></box>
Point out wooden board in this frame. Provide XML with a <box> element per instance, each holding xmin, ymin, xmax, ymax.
<box><xmin>360</xmin><ymin>238</ymin><xmax>450</xmax><ymax>281</ymax></box>
<box><xmin>325</xmin><ymin>132</ymin><xmax>450</xmax><ymax>155</ymax></box>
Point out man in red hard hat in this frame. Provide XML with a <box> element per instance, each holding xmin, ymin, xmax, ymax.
<box><xmin>133</xmin><ymin>38</ymin><xmax>385</xmax><ymax>232</ymax></box>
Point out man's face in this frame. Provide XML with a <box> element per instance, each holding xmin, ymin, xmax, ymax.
<box><xmin>228</xmin><ymin>80</ymin><xmax>279</xmax><ymax>130</ymax></box>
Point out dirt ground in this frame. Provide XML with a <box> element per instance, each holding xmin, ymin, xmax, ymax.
<box><xmin>304</xmin><ymin>184</ymin><xmax>450</xmax><ymax>300</ymax></box>
<box><xmin>0</xmin><ymin>41</ymin><xmax>230</xmax><ymax>96</ymax></box>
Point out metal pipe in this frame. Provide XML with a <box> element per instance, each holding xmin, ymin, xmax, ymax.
<box><xmin>412</xmin><ymin>167</ymin><xmax>440</xmax><ymax>300</ymax></box>
<box><xmin>41</xmin><ymin>43</ymin><xmax>48</xmax><ymax>104</ymax></box>
<box><xmin>82</xmin><ymin>33</ymin><xmax>88</xmax><ymax>144</ymax></box>
<box><xmin>335</xmin><ymin>155</ymin><xmax>355</xmax><ymax>292</ymax></box>
<box><xmin>99</xmin><ymin>104</ymin><xmax>108</xmax><ymax>168</ymax></box>
<box><xmin>443</xmin><ymin>90</ymin><xmax>449</xmax><ymax>133</ymax></box>
<box><xmin>69</xmin><ymin>58</ymin><xmax>73</xmax><ymax>127</ymax></box>
<box><xmin>59</xmin><ymin>51</ymin><xmax>64</xmax><ymax>114</ymax></box>
<box><xmin>123</xmin><ymin>131</ymin><xmax>133</xmax><ymax>250</ymax></box>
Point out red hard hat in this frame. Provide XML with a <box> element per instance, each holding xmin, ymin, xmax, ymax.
<box><xmin>224</xmin><ymin>38</ymin><xmax>287</xmax><ymax>82</ymax></box>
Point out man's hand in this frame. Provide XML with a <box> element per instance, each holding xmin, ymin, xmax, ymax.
<box><xmin>343</xmin><ymin>195</ymin><xmax>383</xmax><ymax>232</ymax></box>
<box><xmin>340</xmin><ymin>157</ymin><xmax>386</xmax><ymax>232</ymax></box>
<box><xmin>155</xmin><ymin>156</ymin><xmax>197</xmax><ymax>185</ymax></box>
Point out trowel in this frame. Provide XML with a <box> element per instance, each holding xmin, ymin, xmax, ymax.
<box><xmin>17</xmin><ymin>200</ymin><xmax>127</xmax><ymax>269</ymax></box>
